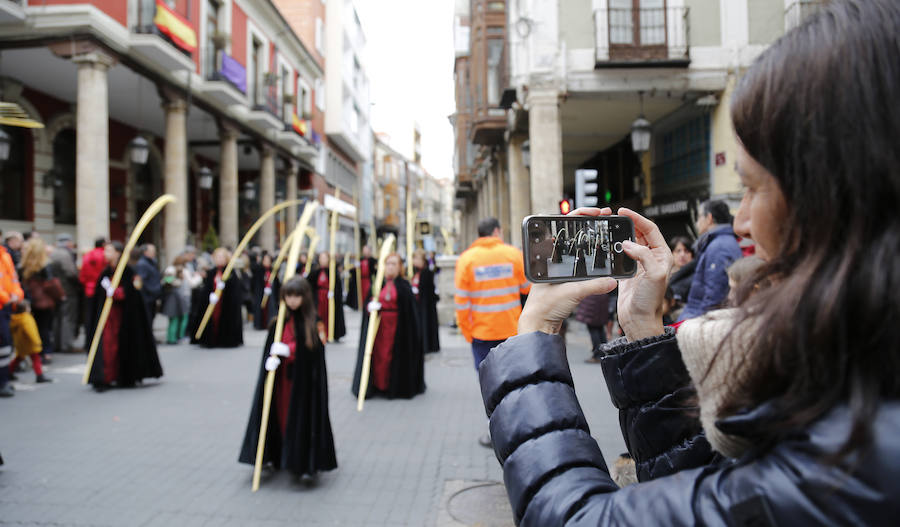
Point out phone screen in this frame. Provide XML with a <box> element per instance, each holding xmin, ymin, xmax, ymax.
<box><xmin>523</xmin><ymin>215</ymin><xmax>637</xmax><ymax>282</ymax></box>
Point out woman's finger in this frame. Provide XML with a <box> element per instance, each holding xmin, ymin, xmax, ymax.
<box><xmin>569</xmin><ymin>207</ymin><xmax>612</xmax><ymax>217</ymax></box>
<box><xmin>622</xmin><ymin>240</ymin><xmax>668</xmax><ymax>279</ymax></box>
<box><xmin>617</xmin><ymin>208</ymin><xmax>667</xmax><ymax>250</ymax></box>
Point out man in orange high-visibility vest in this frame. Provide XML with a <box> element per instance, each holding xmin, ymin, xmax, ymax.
<box><xmin>455</xmin><ymin>217</ymin><xmax>531</xmax><ymax>445</ymax></box>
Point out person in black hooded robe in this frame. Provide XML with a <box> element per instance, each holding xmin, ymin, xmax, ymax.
<box><xmin>412</xmin><ymin>249</ymin><xmax>440</xmax><ymax>353</ymax></box>
<box><xmin>352</xmin><ymin>253</ymin><xmax>425</xmax><ymax>399</ymax></box>
<box><xmin>88</xmin><ymin>241</ymin><xmax>163</xmax><ymax>391</ymax></box>
<box><xmin>346</xmin><ymin>245</ymin><xmax>377</xmax><ymax>311</ymax></box>
<box><xmin>239</xmin><ymin>276</ymin><xmax>337</xmax><ymax>478</ymax></box>
<box><xmin>251</xmin><ymin>251</ymin><xmax>277</xmax><ymax>330</ymax></box>
<box><xmin>308</xmin><ymin>252</ymin><xmax>346</xmax><ymax>341</ymax></box>
<box><xmin>196</xmin><ymin>247</ymin><xmax>243</xmax><ymax>348</ymax></box>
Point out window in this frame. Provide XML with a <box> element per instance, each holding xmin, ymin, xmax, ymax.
<box><xmin>0</xmin><ymin>125</ymin><xmax>28</xmax><ymax>221</ymax></box>
<box><xmin>299</xmin><ymin>78</ymin><xmax>312</xmax><ymax>117</ymax></box>
<box><xmin>205</xmin><ymin>0</ymin><xmax>221</xmax><ymax>77</ymax></box>
<box><xmin>315</xmin><ymin>78</ymin><xmax>325</xmax><ymax>111</ymax></box>
<box><xmin>486</xmin><ymin>39</ymin><xmax>503</xmax><ymax>106</ymax></box>
<box><xmin>249</xmin><ymin>37</ymin><xmax>262</xmax><ymax>105</ymax></box>
<box><xmin>280</xmin><ymin>65</ymin><xmax>290</xmax><ymax>121</ymax></box>
<box><xmin>315</xmin><ymin>18</ymin><xmax>324</xmax><ymax>54</ymax></box>
<box><xmin>52</xmin><ymin>129</ymin><xmax>77</xmax><ymax>224</ymax></box>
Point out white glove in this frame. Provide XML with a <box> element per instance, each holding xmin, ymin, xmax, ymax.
<box><xmin>208</xmin><ymin>292</ymin><xmax>219</xmax><ymax>305</ymax></box>
<box><xmin>216</xmin><ymin>279</ymin><xmax>225</xmax><ymax>290</ymax></box>
<box><xmin>270</xmin><ymin>342</ymin><xmax>290</xmax><ymax>358</ymax></box>
<box><xmin>265</xmin><ymin>355</ymin><xmax>281</xmax><ymax>371</ymax></box>
<box><xmin>100</xmin><ymin>276</ymin><xmax>115</xmax><ymax>298</ymax></box>
<box><xmin>327</xmin><ymin>291</ymin><xmax>334</xmax><ymax>299</ymax></box>
<box><xmin>263</xmin><ymin>286</ymin><xmax>272</xmax><ymax>296</ymax></box>
<box><xmin>411</xmin><ymin>286</ymin><xmax>419</xmax><ymax>295</ymax></box>
<box><xmin>367</xmin><ymin>301</ymin><xmax>382</xmax><ymax>313</ymax></box>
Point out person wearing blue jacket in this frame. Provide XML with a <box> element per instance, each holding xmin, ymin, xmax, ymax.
<box><xmin>136</xmin><ymin>244</ymin><xmax>162</xmax><ymax>326</ymax></box>
<box><xmin>478</xmin><ymin>1</ymin><xmax>900</xmax><ymax>524</ymax></box>
<box><xmin>678</xmin><ymin>200</ymin><xmax>742</xmax><ymax>321</ymax></box>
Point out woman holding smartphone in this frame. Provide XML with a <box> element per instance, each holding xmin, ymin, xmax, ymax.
<box><xmin>478</xmin><ymin>1</ymin><xmax>900</xmax><ymax>524</ymax></box>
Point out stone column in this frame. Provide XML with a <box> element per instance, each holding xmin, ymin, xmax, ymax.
<box><xmin>162</xmin><ymin>93</ymin><xmax>189</xmax><ymax>263</ymax></box>
<box><xmin>507</xmin><ymin>135</ymin><xmax>531</xmax><ymax>249</ymax></box>
<box><xmin>159</xmin><ymin>92</ymin><xmax>188</xmax><ymax>262</ymax></box>
<box><xmin>73</xmin><ymin>51</ymin><xmax>116</xmax><ymax>255</ymax></box>
<box><xmin>286</xmin><ymin>161</ymin><xmax>298</xmax><ymax>233</ymax></box>
<box><xmin>498</xmin><ymin>160</ymin><xmax>511</xmax><ymax>243</ymax></box>
<box><xmin>527</xmin><ymin>89</ymin><xmax>564</xmax><ymax>215</ymax></box>
<box><xmin>259</xmin><ymin>144</ymin><xmax>276</xmax><ymax>251</ymax></box>
<box><xmin>218</xmin><ymin>121</ymin><xmax>239</xmax><ymax>249</ymax></box>
<box><xmin>486</xmin><ymin>164</ymin><xmax>496</xmax><ymax>219</ymax></box>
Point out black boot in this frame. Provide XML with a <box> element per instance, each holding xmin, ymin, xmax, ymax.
<box><xmin>36</xmin><ymin>374</ymin><xmax>53</xmax><ymax>383</ymax></box>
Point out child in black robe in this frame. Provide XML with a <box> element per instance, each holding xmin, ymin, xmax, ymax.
<box><xmin>88</xmin><ymin>241</ymin><xmax>163</xmax><ymax>391</ymax></box>
<box><xmin>196</xmin><ymin>247</ymin><xmax>244</xmax><ymax>348</ymax></box>
<box><xmin>239</xmin><ymin>276</ymin><xmax>337</xmax><ymax>479</ymax></box>
<box><xmin>352</xmin><ymin>253</ymin><xmax>425</xmax><ymax>399</ymax></box>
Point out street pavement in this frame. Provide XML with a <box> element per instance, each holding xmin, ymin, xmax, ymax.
<box><xmin>0</xmin><ymin>308</ymin><xmax>625</xmax><ymax>526</ymax></box>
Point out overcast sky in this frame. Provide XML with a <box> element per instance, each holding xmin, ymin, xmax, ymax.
<box><xmin>355</xmin><ymin>0</ymin><xmax>456</xmax><ymax>181</ymax></box>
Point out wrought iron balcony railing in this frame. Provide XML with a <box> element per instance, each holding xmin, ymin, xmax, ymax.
<box><xmin>594</xmin><ymin>7</ymin><xmax>689</xmax><ymax>67</ymax></box>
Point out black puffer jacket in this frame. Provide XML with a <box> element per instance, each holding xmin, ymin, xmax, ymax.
<box><xmin>479</xmin><ymin>331</ymin><xmax>900</xmax><ymax>526</ymax></box>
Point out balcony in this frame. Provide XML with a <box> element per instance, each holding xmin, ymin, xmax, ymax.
<box><xmin>246</xmin><ymin>85</ymin><xmax>283</xmax><ymax>132</ymax></box>
<box><xmin>593</xmin><ymin>7</ymin><xmax>689</xmax><ymax>68</ymax></box>
<box><xmin>785</xmin><ymin>0</ymin><xmax>825</xmax><ymax>31</ymax></box>
<box><xmin>131</xmin><ymin>0</ymin><xmax>196</xmax><ymax>72</ymax></box>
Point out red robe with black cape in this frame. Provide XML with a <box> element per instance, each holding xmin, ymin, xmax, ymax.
<box><xmin>412</xmin><ymin>266</ymin><xmax>441</xmax><ymax>353</ymax></box>
<box><xmin>351</xmin><ymin>276</ymin><xmax>425</xmax><ymax>399</ymax></box>
<box><xmin>307</xmin><ymin>267</ymin><xmax>346</xmax><ymax>340</ymax></box>
<box><xmin>88</xmin><ymin>266</ymin><xmax>163</xmax><ymax>388</ymax></box>
<box><xmin>239</xmin><ymin>313</ymin><xmax>337</xmax><ymax>477</ymax></box>
<box><xmin>194</xmin><ymin>269</ymin><xmax>244</xmax><ymax>348</ymax></box>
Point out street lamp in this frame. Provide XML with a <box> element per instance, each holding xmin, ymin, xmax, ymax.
<box><xmin>198</xmin><ymin>166</ymin><xmax>214</xmax><ymax>190</ymax></box>
<box><xmin>243</xmin><ymin>181</ymin><xmax>256</xmax><ymax>200</ymax></box>
<box><xmin>0</xmin><ymin>128</ymin><xmax>10</xmax><ymax>162</ymax></box>
<box><xmin>130</xmin><ymin>135</ymin><xmax>150</xmax><ymax>165</ymax></box>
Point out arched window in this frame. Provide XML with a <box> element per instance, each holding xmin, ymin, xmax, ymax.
<box><xmin>0</xmin><ymin>125</ymin><xmax>28</xmax><ymax>221</ymax></box>
<box><xmin>53</xmin><ymin>128</ymin><xmax>77</xmax><ymax>224</ymax></box>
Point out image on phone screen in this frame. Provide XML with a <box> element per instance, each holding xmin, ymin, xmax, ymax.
<box><xmin>523</xmin><ymin>216</ymin><xmax>636</xmax><ymax>281</ymax></box>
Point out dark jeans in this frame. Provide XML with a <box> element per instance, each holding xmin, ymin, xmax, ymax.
<box><xmin>588</xmin><ymin>325</ymin><xmax>607</xmax><ymax>357</ymax></box>
<box><xmin>33</xmin><ymin>308</ymin><xmax>55</xmax><ymax>357</ymax></box>
<box><xmin>0</xmin><ymin>305</ymin><xmax>11</xmax><ymax>387</ymax></box>
<box><xmin>472</xmin><ymin>338</ymin><xmax>506</xmax><ymax>370</ymax></box>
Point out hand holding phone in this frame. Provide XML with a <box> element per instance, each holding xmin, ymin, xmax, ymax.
<box><xmin>517</xmin><ymin>208</ymin><xmax>670</xmax><ymax>341</ymax></box>
<box><xmin>522</xmin><ymin>214</ymin><xmax>637</xmax><ymax>282</ymax></box>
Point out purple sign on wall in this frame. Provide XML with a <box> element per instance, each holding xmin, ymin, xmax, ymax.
<box><xmin>218</xmin><ymin>51</ymin><xmax>247</xmax><ymax>94</ymax></box>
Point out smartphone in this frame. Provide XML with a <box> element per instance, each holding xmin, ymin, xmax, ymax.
<box><xmin>522</xmin><ymin>214</ymin><xmax>637</xmax><ymax>282</ymax></box>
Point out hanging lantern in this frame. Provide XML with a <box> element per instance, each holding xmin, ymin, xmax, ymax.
<box><xmin>198</xmin><ymin>166</ymin><xmax>214</xmax><ymax>190</ymax></box>
<box><xmin>243</xmin><ymin>181</ymin><xmax>256</xmax><ymax>200</ymax></box>
<box><xmin>630</xmin><ymin>116</ymin><xmax>651</xmax><ymax>154</ymax></box>
<box><xmin>130</xmin><ymin>135</ymin><xmax>150</xmax><ymax>165</ymax></box>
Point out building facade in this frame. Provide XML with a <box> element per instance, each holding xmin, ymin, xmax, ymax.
<box><xmin>0</xmin><ymin>0</ymin><xmax>326</xmax><ymax>263</ymax></box>
<box><xmin>452</xmin><ymin>0</ymin><xmax>825</xmax><ymax>248</ymax></box>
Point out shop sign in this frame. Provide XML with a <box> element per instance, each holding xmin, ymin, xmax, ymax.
<box><xmin>644</xmin><ymin>200</ymin><xmax>689</xmax><ymax>218</ymax></box>
<box><xmin>153</xmin><ymin>0</ymin><xmax>197</xmax><ymax>53</ymax></box>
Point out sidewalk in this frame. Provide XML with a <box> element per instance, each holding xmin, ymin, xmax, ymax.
<box><xmin>0</xmin><ymin>309</ymin><xmax>624</xmax><ymax>526</ymax></box>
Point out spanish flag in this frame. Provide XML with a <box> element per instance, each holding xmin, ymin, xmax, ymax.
<box><xmin>292</xmin><ymin>114</ymin><xmax>308</xmax><ymax>136</ymax></box>
<box><xmin>154</xmin><ymin>0</ymin><xmax>197</xmax><ymax>53</ymax></box>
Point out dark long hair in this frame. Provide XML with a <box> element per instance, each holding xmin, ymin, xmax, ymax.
<box><xmin>724</xmin><ymin>0</ymin><xmax>900</xmax><ymax>459</ymax></box>
<box><xmin>280</xmin><ymin>276</ymin><xmax>319</xmax><ymax>349</ymax></box>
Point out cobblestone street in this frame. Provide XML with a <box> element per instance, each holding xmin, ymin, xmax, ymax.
<box><xmin>1</xmin><ymin>310</ymin><xmax>624</xmax><ymax>526</ymax></box>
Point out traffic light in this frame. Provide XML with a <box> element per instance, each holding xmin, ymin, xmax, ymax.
<box><xmin>575</xmin><ymin>169</ymin><xmax>599</xmax><ymax>208</ymax></box>
<box><xmin>559</xmin><ymin>198</ymin><xmax>573</xmax><ymax>215</ymax></box>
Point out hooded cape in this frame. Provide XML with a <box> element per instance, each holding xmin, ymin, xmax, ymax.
<box><xmin>414</xmin><ymin>266</ymin><xmax>441</xmax><ymax>353</ymax></box>
<box><xmin>195</xmin><ymin>269</ymin><xmax>244</xmax><ymax>348</ymax></box>
<box><xmin>238</xmin><ymin>314</ymin><xmax>337</xmax><ymax>476</ymax></box>
<box><xmin>88</xmin><ymin>266</ymin><xmax>163</xmax><ymax>386</ymax></box>
<box><xmin>352</xmin><ymin>276</ymin><xmax>425</xmax><ymax>399</ymax></box>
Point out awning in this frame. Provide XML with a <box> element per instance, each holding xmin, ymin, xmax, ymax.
<box><xmin>154</xmin><ymin>0</ymin><xmax>197</xmax><ymax>53</ymax></box>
